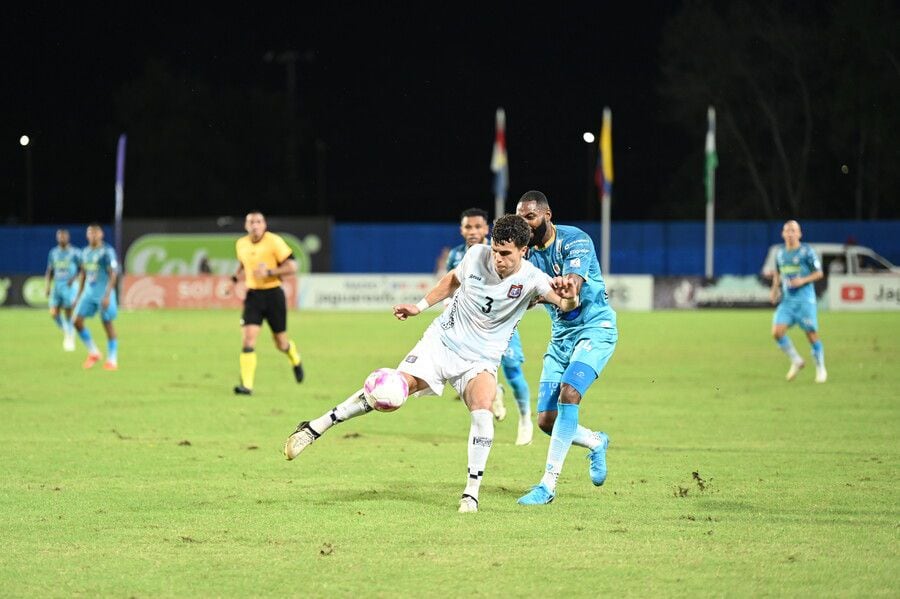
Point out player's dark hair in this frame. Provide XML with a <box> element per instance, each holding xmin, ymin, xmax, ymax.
<box><xmin>247</xmin><ymin>210</ymin><xmax>265</xmax><ymax>219</ymax></box>
<box><xmin>492</xmin><ymin>214</ymin><xmax>532</xmax><ymax>248</ymax></box>
<box><xmin>460</xmin><ymin>207</ymin><xmax>489</xmax><ymax>221</ymax></box>
<box><xmin>518</xmin><ymin>190</ymin><xmax>550</xmax><ymax>210</ymax></box>
<box><xmin>87</xmin><ymin>222</ymin><xmax>102</xmax><ymax>229</ymax></box>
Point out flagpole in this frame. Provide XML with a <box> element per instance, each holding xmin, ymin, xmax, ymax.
<box><xmin>599</xmin><ymin>107</ymin><xmax>613</xmax><ymax>275</ymax></box>
<box><xmin>704</xmin><ymin>107</ymin><xmax>717</xmax><ymax>279</ymax></box>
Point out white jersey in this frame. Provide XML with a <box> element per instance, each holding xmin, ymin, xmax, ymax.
<box><xmin>429</xmin><ymin>244</ymin><xmax>552</xmax><ymax>363</ymax></box>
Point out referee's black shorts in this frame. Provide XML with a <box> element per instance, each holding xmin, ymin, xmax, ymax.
<box><xmin>241</xmin><ymin>287</ymin><xmax>287</xmax><ymax>333</ymax></box>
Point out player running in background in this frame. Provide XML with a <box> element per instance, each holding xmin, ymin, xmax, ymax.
<box><xmin>283</xmin><ymin>215</ymin><xmax>579</xmax><ymax>513</ymax></box>
<box><xmin>72</xmin><ymin>224</ymin><xmax>119</xmax><ymax>370</ymax></box>
<box><xmin>45</xmin><ymin>229</ymin><xmax>81</xmax><ymax>351</ymax></box>
<box><xmin>229</xmin><ymin>211</ymin><xmax>304</xmax><ymax>395</ymax></box>
<box><xmin>514</xmin><ymin>190</ymin><xmax>617</xmax><ymax>505</ymax></box>
<box><xmin>443</xmin><ymin>208</ymin><xmax>535</xmax><ymax>445</ymax></box>
<box><xmin>769</xmin><ymin>220</ymin><xmax>827</xmax><ymax>383</ymax></box>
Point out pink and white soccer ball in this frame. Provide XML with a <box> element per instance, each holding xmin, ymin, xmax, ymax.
<box><xmin>363</xmin><ymin>368</ymin><xmax>409</xmax><ymax>412</ymax></box>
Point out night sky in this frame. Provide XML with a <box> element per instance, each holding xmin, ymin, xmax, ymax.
<box><xmin>4</xmin><ymin>3</ymin><xmax>687</xmax><ymax>224</ymax></box>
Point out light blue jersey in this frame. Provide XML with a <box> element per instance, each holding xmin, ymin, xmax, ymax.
<box><xmin>48</xmin><ymin>245</ymin><xmax>81</xmax><ymax>282</ymax></box>
<box><xmin>773</xmin><ymin>243</ymin><xmax>821</xmax><ymax>332</ymax></box>
<box><xmin>47</xmin><ymin>245</ymin><xmax>81</xmax><ymax>308</ymax></box>
<box><xmin>775</xmin><ymin>244</ymin><xmax>821</xmax><ymax>305</ymax></box>
<box><xmin>528</xmin><ymin>224</ymin><xmax>618</xmax><ymax>411</ymax></box>
<box><xmin>445</xmin><ymin>242</ymin><xmax>469</xmax><ymax>271</ymax></box>
<box><xmin>76</xmin><ymin>243</ymin><xmax>119</xmax><ymax>321</ymax></box>
<box><xmin>446</xmin><ymin>239</ymin><xmax>524</xmax><ymax>368</ymax></box>
<box><xmin>527</xmin><ymin>225</ymin><xmax>616</xmax><ymax>338</ymax></box>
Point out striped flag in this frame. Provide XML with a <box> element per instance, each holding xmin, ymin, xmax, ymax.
<box><xmin>491</xmin><ymin>108</ymin><xmax>508</xmax><ymax>215</ymax></box>
<box><xmin>595</xmin><ymin>107</ymin><xmax>613</xmax><ymax>198</ymax></box>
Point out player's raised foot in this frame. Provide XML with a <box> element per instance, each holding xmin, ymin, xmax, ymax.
<box><xmin>82</xmin><ymin>352</ymin><xmax>102</xmax><ymax>369</ymax></box>
<box><xmin>815</xmin><ymin>367</ymin><xmax>828</xmax><ymax>383</ymax></box>
<box><xmin>491</xmin><ymin>384</ymin><xmax>507</xmax><ymax>421</ymax></box>
<box><xmin>102</xmin><ymin>360</ymin><xmax>118</xmax><ymax>371</ymax></box>
<box><xmin>458</xmin><ymin>494</ymin><xmax>478</xmax><ymax>513</ymax></box>
<box><xmin>786</xmin><ymin>359</ymin><xmax>805</xmax><ymax>381</ymax></box>
<box><xmin>63</xmin><ymin>335</ymin><xmax>75</xmax><ymax>352</ymax></box>
<box><xmin>233</xmin><ymin>385</ymin><xmax>253</xmax><ymax>396</ymax></box>
<box><xmin>515</xmin><ymin>417</ymin><xmax>533</xmax><ymax>446</ymax></box>
<box><xmin>588</xmin><ymin>431</ymin><xmax>610</xmax><ymax>486</ymax></box>
<box><xmin>517</xmin><ymin>483</ymin><xmax>555</xmax><ymax>505</ymax></box>
<box><xmin>284</xmin><ymin>421</ymin><xmax>319</xmax><ymax>460</ymax></box>
<box><xmin>293</xmin><ymin>362</ymin><xmax>304</xmax><ymax>383</ymax></box>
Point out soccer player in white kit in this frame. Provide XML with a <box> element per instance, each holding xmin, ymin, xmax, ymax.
<box><xmin>283</xmin><ymin>215</ymin><xmax>579</xmax><ymax>513</ymax></box>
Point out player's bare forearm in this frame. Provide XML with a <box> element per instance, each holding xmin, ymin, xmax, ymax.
<box><xmin>393</xmin><ymin>270</ymin><xmax>460</xmax><ymax>321</ymax></box>
<box><xmin>426</xmin><ymin>270</ymin><xmax>461</xmax><ymax>305</ymax></box>
<box><xmin>545</xmin><ymin>289</ymin><xmax>579</xmax><ymax>313</ymax></box>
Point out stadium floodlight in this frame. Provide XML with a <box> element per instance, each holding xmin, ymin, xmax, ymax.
<box><xmin>583</xmin><ymin>132</ymin><xmax>595</xmax><ymax>144</ymax></box>
<box><xmin>19</xmin><ymin>135</ymin><xmax>30</xmax><ymax>146</ymax></box>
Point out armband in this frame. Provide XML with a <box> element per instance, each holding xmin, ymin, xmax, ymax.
<box><xmin>415</xmin><ymin>299</ymin><xmax>430</xmax><ymax>312</ymax></box>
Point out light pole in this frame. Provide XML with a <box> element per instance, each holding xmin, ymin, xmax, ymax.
<box><xmin>19</xmin><ymin>135</ymin><xmax>33</xmax><ymax>223</ymax></box>
<box><xmin>583</xmin><ymin>132</ymin><xmax>595</xmax><ymax>220</ymax></box>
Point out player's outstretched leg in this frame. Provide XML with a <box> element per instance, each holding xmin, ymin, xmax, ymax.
<box><xmin>284</xmin><ymin>389</ymin><xmax>373</xmax><ymax>459</ymax></box>
<box><xmin>459</xmin><ymin>409</ymin><xmax>494</xmax><ymax>513</ymax></box>
<box><xmin>491</xmin><ymin>384</ymin><xmax>507</xmax><ymax>421</ymax></box>
<box><xmin>775</xmin><ymin>334</ymin><xmax>804</xmax><ymax>381</ymax></box>
<box><xmin>76</xmin><ymin>325</ymin><xmax>102</xmax><ymax>369</ymax></box>
<box><xmin>502</xmin><ymin>362</ymin><xmax>532</xmax><ymax>445</ymax></box>
<box><xmin>282</xmin><ymin>339</ymin><xmax>304</xmax><ymax>383</ymax></box>
<box><xmin>235</xmin><ymin>347</ymin><xmax>256</xmax><ymax>395</ymax></box>
<box><xmin>518</xmin><ymin>402</ymin><xmax>580</xmax><ymax>505</ymax></box>
<box><xmin>811</xmin><ymin>339</ymin><xmax>827</xmax><ymax>383</ymax></box>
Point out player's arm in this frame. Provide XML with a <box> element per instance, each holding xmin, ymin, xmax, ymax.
<box><xmin>268</xmin><ymin>255</ymin><xmax>298</xmax><ymax>278</ymax></box>
<box><xmin>543</xmin><ymin>276</ymin><xmax>580</xmax><ymax>312</ymax></box>
<box><xmin>788</xmin><ymin>269</ymin><xmax>823</xmax><ymax>288</ymax></box>
<box><xmin>101</xmin><ymin>264</ymin><xmax>117</xmax><ymax>309</ymax></box>
<box><xmin>393</xmin><ymin>269</ymin><xmax>461</xmax><ymax>320</ymax></box>
<box><xmin>44</xmin><ymin>261</ymin><xmax>53</xmax><ymax>297</ymax></box>
<box><xmin>770</xmin><ymin>270</ymin><xmax>781</xmax><ymax>304</ymax></box>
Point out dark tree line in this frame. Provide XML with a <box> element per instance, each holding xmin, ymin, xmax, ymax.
<box><xmin>659</xmin><ymin>0</ymin><xmax>900</xmax><ymax>219</ymax></box>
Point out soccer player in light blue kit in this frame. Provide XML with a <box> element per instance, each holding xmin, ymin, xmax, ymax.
<box><xmin>73</xmin><ymin>224</ymin><xmax>120</xmax><ymax>370</ymax></box>
<box><xmin>445</xmin><ymin>208</ymin><xmax>535</xmax><ymax>445</ymax></box>
<box><xmin>44</xmin><ymin>229</ymin><xmax>81</xmax><ymax>351</ymax></box>
<box><xmin>515</xmin><ymin>190</ymin><xmax>616</xmax><ymax>505</ymax></box>
<box><xmin>770</xmin><ymin>220</ymin><xmax>827</xmax><ymax>383</ymax></box>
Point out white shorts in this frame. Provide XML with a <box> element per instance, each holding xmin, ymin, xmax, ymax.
<box><xmin>397</xmin><ymin>328</ymin><xmax>498</xmax><ymax>398</ymax></box>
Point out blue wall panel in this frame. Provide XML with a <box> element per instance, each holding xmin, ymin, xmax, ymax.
<box><xmin>2</xmin><ymin>221</ymin><xmax>899</xmax><ymax>275</ymax></box>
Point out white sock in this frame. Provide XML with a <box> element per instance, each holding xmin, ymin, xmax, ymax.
<box><xmin>308</xmin><ymin>389</ymin><xmax>372</xmax><ymax>435</ymax></box>
<box><xmin>463</xmin><ymin>409</ymin><xmax>494</xmax><ymax>502</ymax></box>
<box><xmin>572</xmin><ymin>425</ymin><xmax>601</xmax><ymax>450</ymax></box>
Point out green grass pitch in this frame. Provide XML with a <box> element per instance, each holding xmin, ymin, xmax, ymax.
<box><xmin>1</xmin><ymin>307</ymin><xmax>897</xmax><ymax>596</ymax></box>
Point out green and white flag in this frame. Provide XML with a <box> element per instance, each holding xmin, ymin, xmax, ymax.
<box><xmin>704</xmin><ymin>107</ymin><xmax>717</xmax><ymax>204</ymax></box>
<box><xmin>704</xmin><ymin>106</ymin><xmax>717</xmax><ymax>278</ymax></box>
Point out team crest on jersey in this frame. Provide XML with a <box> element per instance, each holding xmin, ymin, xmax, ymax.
<box><xmin>507</xmin><ymin>284</ymin><xmax>523</xmax><ymax>298</ymax></box>
<box><xmin>405</xmin><ymin>355</ymin><xmax>418</xmax><ymax>363</ymax></box>
<box><xmin>552</xmin><ymin>263</ymin><xmax>561</xmax><ymax>275</ymax></box>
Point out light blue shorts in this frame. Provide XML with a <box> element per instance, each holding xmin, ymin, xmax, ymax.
<box><xmin>49</xmin><ymin>282</ymin><xmax>78</xmax><ymax>309</ymax></box>
<box><xmin>537</xmin><ymin>326</ymin><xmax>617</xmax><ymax>412</ymax></box>
<box><xmin>773</xmin><ymin>301</ymin><xmax>818</xmax><ymax>332</ymax></box>
<box><xmin>500</xmin><ymin>329</ymin><xmax>525</xmax><ymax>368</ymax></box>
<box><xmin>76</xmin><ymin>291</ymin><xmax>118</xmax><ymax>322</ymax></box>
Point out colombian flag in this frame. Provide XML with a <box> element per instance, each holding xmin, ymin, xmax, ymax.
<box><xmin>594</xmin><ymin>107</ymin><xmax>614</xmax><ymax>198</ymax></box>
<box><xmin>491</xmin><ymin>108</ymin><xmax>508</xmax><ymax>201</ymax></box>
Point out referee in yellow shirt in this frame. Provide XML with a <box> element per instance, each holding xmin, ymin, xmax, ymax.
<box><xmin>230</xmin><ymin>211</ymin><xmax>304</xmax><ymax>395</ymax></box>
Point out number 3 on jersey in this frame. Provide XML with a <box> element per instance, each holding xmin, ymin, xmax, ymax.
<box><xmin>482</xmin><ymin>297</ymin><xmax>494</xmax><ymax>314</ymax></box>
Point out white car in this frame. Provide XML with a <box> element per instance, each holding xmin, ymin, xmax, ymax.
<box><xmin>762</xmin><ymin>243</ymin><xmax>900</xmax><ymax>278</ymax></box>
